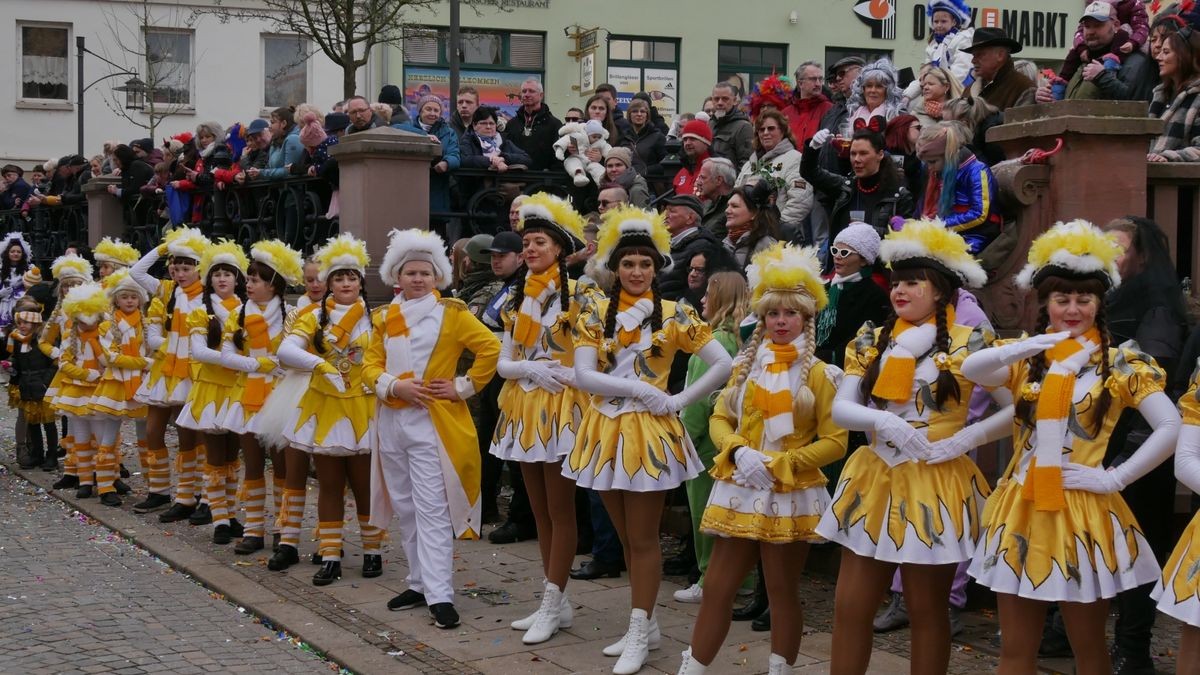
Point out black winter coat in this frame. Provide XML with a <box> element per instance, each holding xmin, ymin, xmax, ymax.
<box><xmin>502</xmin><ymin>104</ymin><xmax>563</xmax><ymax>170</ymax></box>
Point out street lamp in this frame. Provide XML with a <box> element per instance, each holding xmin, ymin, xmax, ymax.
<box><xmin>113</xmin><ymin>77</ymin><xmax>147</xmax><ymax>112</ymax></box>
<box><xmin>76</xmin><ymin>36</ymin><xmax>142</xmax><ymax>155</ymax></box>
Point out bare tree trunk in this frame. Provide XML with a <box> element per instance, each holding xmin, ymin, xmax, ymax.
<box><xmin>343</xmin><ymin>62</ymin><xmax>357</xmax><ymax>100</ymax></box>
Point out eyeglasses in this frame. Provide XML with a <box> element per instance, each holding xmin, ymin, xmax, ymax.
<box><xmin>829</xmin><ymin>246</ymin><xmax>858</xmax><ymax>259</ymax></box>
<box><xmin>688</xmin><ymin>266</ymin><xmax>706</xmax><ymax>275</ymax></box>
<box><xmin>564</xmin><ymin>116</ymin><xmax>582</xmax><ymax>122</ymax></box>
<box><xmin>758</xmin><ymin>125</ymin><xmax>781</xmax><ymax>132</ymax></box>
<box><xmin>800</xmin><ymin>76</ymin><xmax>824</xmax><ymax>83</ymax></box>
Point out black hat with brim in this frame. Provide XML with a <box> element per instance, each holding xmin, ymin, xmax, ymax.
<box><xmin>960</xmin><ymin>27</ymin><xmax>1023</xmax><ymax>54</ymax></box>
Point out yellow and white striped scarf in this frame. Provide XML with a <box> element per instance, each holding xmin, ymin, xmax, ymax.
<box><xmin>241</xmin><ymin>297</ymin><xmax>283</xmax><ymax>412</ymax></box>
<box><xmin>164</xmin><ymin>280</ymin><xmax>203</xmax><ymax>379</ymax></box>
<box><xmin>751</xmin><ymin>336</ymin><xmax>805</xmax><ymax>444</ymax></box>
<box><xmin>513</xmin><ymin>264</ymin><xmax>559</xmax><ymax>349</ymax></box>
<box><xmin>872</xmin><ymin>305</ymin><xmax>955</xmax><ymax>403</ymax></box>
<box><xmin>107</xmin><ymin>309</ymin><xmax>144</xmax><ymax>398</ymax></box>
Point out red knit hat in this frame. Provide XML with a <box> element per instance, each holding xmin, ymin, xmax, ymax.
<box><xmin>681</xmin><ymin>119</ymin><xmax>713</xmax><ymax>145</ymax></box>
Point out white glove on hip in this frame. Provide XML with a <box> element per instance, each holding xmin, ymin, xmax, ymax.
<box><xmin>1060</xmin><ymin>462</ymin><xmax>1123</xmax><ymax>494</ymax></box>
<box><xmin>924</xmin><ymin>426</ymin><xmax>984</xmax><ymax>465</ymax></box>
<box><xmin>323</xmin><ymin>371</ymin><xmax>347</xmax><ymax>394</ymax></box>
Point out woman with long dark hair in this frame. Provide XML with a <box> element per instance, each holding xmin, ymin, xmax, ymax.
<box><xmin>722</xmin><ymin>181</ymin><xmax>779</xmax><ymax>271</ymax></box>
<box><xmin>1148</xmin><ymin>11</ymin><xmax>1200</xmax><ymax>162</ymax></box>
<box><xmin>0</xmin><ymin>232</ymin><xmax>32</xmax><ymax>332</ymax></box>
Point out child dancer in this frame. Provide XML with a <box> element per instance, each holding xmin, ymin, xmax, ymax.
<box><xmin>93</xmin><ymin>237</ymin><xmax>140</xmax><ymax>278</ymax></box>
<box><xmin>364</xmin><ymin>228</ymin><xmax>500</xmax><ymax>630</ymax></box>
<box><xmin>44</xmin><ymin>254</ymin><xmax>94</xmax><ymax>488</ymax></box>
<box><xmin>9</xmin><ymin>297</ymin><xmax>57</xmax><ymax>470</ymax></box>
<box><xmin>678</xmin><ymin>245</ymin><xmax>848</xmax><ymax>675</ymax></box>
<box><xmin>51</xmin><ymin>282</ymin><xmax>111</xmax><ymax>500</ymax></box>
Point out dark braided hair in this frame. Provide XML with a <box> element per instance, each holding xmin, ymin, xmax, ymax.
<box><xmin>312</xmin><ymin>270</ymin><xmax>368</xmax><ymax>355</ymax></box>
<box><xmin>600</xmin><ymin>247</ymin><xmax>664</xmax><ymax>358</ymax></box>
<box><xmin>506</xmin><ymin>231</ymin><xmax>573</xmax><ymax>318</ymax></box>
<box><xmin>233</xmin><ymin>260</ymin><xmax>287</xmax><ymax>351</ymax></box>
<box><xmin>1014</xmin><ymin>276</ymin><xmax>1113</xmax><ymax>435</ymax></box>
<box><xmin>203</xmin><ymin>263</ymin><xmax>247</xmax><ymax>349</ymax></box>
<box><xmin>163</xmin><ymin>255</ymin><xmax>197</xmax><ymax>333</ymax></box>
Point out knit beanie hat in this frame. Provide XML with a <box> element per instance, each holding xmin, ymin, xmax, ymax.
<box><xmin>585</xmin><ymin>119</ymin><xmax>607</xmax><ymax>137</ymax></box>
<box><xmin>604</xmin><ymin>146</ymin><xmax>633</xmax><ymax>168</ymax></box>
<box><xmin>22</xmin><ymin>265</ymin><xmax>42</xmax><ymax>287</ymax></box>
<box><xmin>681</xmin><ymin>119</ymin><xmax>713</xmax><ymax>145</ymax></box>
<box><xmin>833</xmin><ymin>222</ymin><xmax>882</xmax><ymax>264</ymax></box>
<box><xmin>416</xmin><ymin>95</ymin><xmax>442</xmax><ymax>115</ymax></box>
<box><xmin>298</xmin><ymin>111</ymin><xmax>327</xmax><ymax>148</ymax></box>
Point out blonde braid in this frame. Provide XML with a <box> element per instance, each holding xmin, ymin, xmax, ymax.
<box><xmin>723</xmin><ymin>320</ymin><xmax>766</xmax><ymax>417</ymax></box>
<box><xmin>792</xmin><ymin>318</ymin><xmax>818</xmax><ymax>419</ymax></box>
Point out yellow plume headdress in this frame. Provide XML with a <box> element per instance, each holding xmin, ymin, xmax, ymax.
<box><xmin>51</xmin><ymin>253</ymin><xmax>94</xmax><ymax>282</ymax></box>
<box><xmin>163</xmin><ymin>226</ymin><xmax>210</xmax><ymax>263</ymax></box>
<box><xmin>746</xmin><ymin>243</ymin><xmax>828</xmax><ymax>310</ymax></box>
<box><xmin>516</xmin><ymin>192</ymin><xmax>586</xmax><ymax>254</ymax></box>
<box><xmin>595</xmin><ymin>205</ymin><xmax>672</xmax><ymax>271</ymax></box>
<box><xmin>93</xmin><ymin>237</ymin><xmax>140</xmax><ymax>268</ymax></box>
<box><xmin>380</xmin><ymin>228</ymin><xmax>453</xmax><ymax>289</ymax></box>
<box><xmin>314</xmin><ymin>233</ymin><xmax>370</xmax><ymax>283</ymax></box>
<box><xmin>61</xmin><ymin>281</ymin><xmax>110</xmax><ymax>324</ymax></box>
<box><xmin>879</xmin><ymin>218</ymin><xmax>987</xmax><ymax>289</ymax></box>
<box><xmin>199</xmin><ymin>239</ymin><xmax>249</xmax><ymax>278</ymax></box>
<box><xmin>1016</xmin><ymin>219</ymin><xmax>1122</xmax><ymax>290</ymax></box>
<box><xmin>250</xmin><ymin>239</ymin><xmax>305</xmax><ymax>287</ymax></box>
<box><xmin>101</xmin><ymin>268</ymin><xmax>148</xmax><ymax>304</ymax></box>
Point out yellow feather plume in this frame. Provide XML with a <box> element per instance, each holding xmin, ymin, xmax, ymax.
<box><xmin>314</xmin><ymin>233</ymin><xmax>370</xmax><ymax>282</ymax></box>
<box><xmin>200</xmin><ymin>239</ymin><xmax>250</xmax><ymax>278</ymax></box>
<box><xmin>93</xmin><ymin>237</ymin><xmax>140</xmax><ymax>266</ymax></box>
<box><xmin>51</xmin><ymin>253</ymin><xmax>93</xmax><ymax>281</ymax></box>
<box><xmin>748</xmin><ymin>243</ymin><xmax>828</xmax><ymax>310</ymax></box>
<box><xmin>1016</xmin><ymin>219</ymin><xmax>1123</xmax><ymax>289</ymax></box>
<box><xmin>595</xmin><ymin>205</ymin><xmax>671</xmax><ymax>267</ymax></box>
<box><xmin>164</xmin><ymin>226</ymin><xmax>210</xmax><ymax>261</ymax></box>
<box><xmin>517</xmin><ymin>192</ymin><xmax>586</xmax><ymax>244</ymax></box>
<box><xmin>250</xmin><ymin>239</ymin><xmax>304</xmax><ymax>286</ymax></box>
<box><xmin>62</xmin><ymin>281</ymin><xmax>111</xmax><ymax>321</ymax></box>
<box><xmin>101</xmin><ymin>268</ymin><xmax>148</xmax><ymax>302</ymax></box>
<box><xmin>879</xmin><ymin>218</ymin><xmax>987</xmax><ymax>288</ymax></box>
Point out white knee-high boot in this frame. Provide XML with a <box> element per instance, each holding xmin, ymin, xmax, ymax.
<box><xmin>522</xmin><ymin>581</ymin><xmax>571</xmax><ymax>644</ymax></box>
<box><xmin>613</xmin><ymin>608</ymin><xmax>651</xmax><ymax>675</ymax></box>
<box><xmin>511</xmin><ymin>579</ymin><xmax>572</xmax><ymax>631</ymax></box>
<box><xmin>676</xmin><ymin>647</ymin><xmax>707</xmax><ymax>674</ymax></box>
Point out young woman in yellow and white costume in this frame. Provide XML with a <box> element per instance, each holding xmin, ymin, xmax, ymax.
<box><xmin>488</xmin><ymin>193</ymin><xmax>589</xmax><ymax>645</ymax></box>
<box><xmin>565</xmin><ymin>205</ymin><xmax>733</xmax><ymax>675</ymax></box>
<box><xmin>276</xmin><ymin>233</ymin><xmax>381</xmax><ymax>587</ymax></box>
<box><xmin>88</xmin><ymin>269</ymin><xmax>150</xmax><ymax>508</ymax></box>
<box><xmin>129</xmin><ymin>227</ymin><xmax>211</xmax><ymax>520</ymax></box>
<box><xmin>177</xmin><ymin>240</ymin><xmax>247</xmax><ymax>542</ymax></box>
<box><xmin>1155</xmin><ymin>376</ymin><xmax>1200</xmax><ymax>671</ymax></box>
<box><xmin>962</xmin><ymin>220</ymin><xmax>1180</xmax><ymax>674</ymax></box>
<box><xmin>815</xmin><ymin>219</ymin><xmax>1013</xmax><ymax>675</ymax></box>
<box><xmin>51</xmin><ymin>282</ymin><xmax>110</xmax><ymax>501</ymax></box>
<box><xmin>363</xmin><ymin>228</ymin><xmax>500</xmax><ymax>630</ymax></box>
<box><xmin>42</xmin><ymin>253</ymin><xmax>93</xmax><ymax>490</ymax></box>
<box><xmin>678</xmin><ymin>244</ymin><xmax>848</xmax><ymax>675</ymax></box>
<box><xmin>218</xmin><ymin>239</ymin><xmax>303</xmax><ymax>555</ymax></box>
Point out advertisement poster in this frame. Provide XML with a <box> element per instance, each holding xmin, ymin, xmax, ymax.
<box><xmin>402</xmin><ymin>66</ymin><xmax>542</xmax><ymax>119</ymax></box>
<box><xmin>642</xmin><ymin>68</ymin><xmax>678</xmax><ymax>119</ymax></box>
<box><xmin>605</xmin><ymin>66</ymin><xmax>642</xmax><ymax>109</ymax></box>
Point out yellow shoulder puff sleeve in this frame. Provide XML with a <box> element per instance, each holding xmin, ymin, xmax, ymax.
<box><xmin>289</xmin><ymin>308</ymin><xmax>319</xmax><ymax>341</ymax></box>
<box><xmin>1180</xmin><ymin>370</ymin><xmax>1200</xmax><ymax>424</ymax></box>
<box><xmin>573</xmin><ymin>296</ymin><xmax>606</xmax><ymax>350</ymax></box>
<box><xmin>667</xmin><ymin>300</ymin><xmax>713</xmax><ymax>354</ymax></box>
<box><xmin>1109</xmin><ymin>341</ymin><xmax>1167</xmax><ymax>408</ymax></box>
<box><xmin>185</xmin><ymin>306</ymin><xmax>210</xmax><ymax>334</ymax></box>
<box><xmin>843</xmin><ymin>322</ymin><xmax>881</xmax><ymax>378</ymax></box>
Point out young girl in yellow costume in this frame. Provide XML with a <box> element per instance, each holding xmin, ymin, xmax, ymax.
<box><xmin>93</xmin><ymin>236</ymin><xmax>146</xmax><ymax>485</ymax></box>
<box><xmin>814</xmin><ymin>219</ymin><xmax>1012</xmax><ymax>675</ymax></box>
<box><xmin>51</xmin><ymin>282</ymin><xmax>111</xmax><ymax>500</ymax></box>
<box><xmin>44</xmin><ymin>253</ymin><xmax>94</xmax><ymax>490</ymax></box>
<box><xmin>88</xmin><ymin>269</ymin><xmax>149</xmax><ymax>508</ymax></box>
<box><xmin>129</xmin><ymin>227</ymin><xmax>211</xmax><ymax>520</ymax></box>
<box><xmin>219</xmin><ymin>240</ymin><xmax>303</xmax><ymax>554</ymax></box>
<box><xmin>1155</xmin><ymin>374</ymin><xmax>1200</xmax><ymax>671</ymax></box>
<box><xmin>678</xmin><ymin>244</ymin><xmax>848</xmax><ymax>675</ymax></box>
<box><xmin>177</xmin><ymin>240</ymin><xmax>247</xmax><ymax>541</ymax></box>
<box><xmin>566</xmin><ymin>205</ymin><xmax>733</xmax><ymax>675</ymax></box>
<box><xmin>962</xmin><ymin>219</ymin><xmax>1180</xmax><ymax>673</ymax></box>
<box><xmin>488</xmin><ymin>193</ymin><xmax>588</xmax><ymax>644</ymax></box>
<box><xmin>364</xmin><ymin>228</ymin><xmax>499</xmax><ymax>630</ymax></box>
<box><xmin>276</xmin><ymin>233</ymin><xmax>382</xmax><ymax>586</ymax></box>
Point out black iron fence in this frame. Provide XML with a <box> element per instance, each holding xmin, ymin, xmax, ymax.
<box><xmin>0</xmin><ymin>202</ymin><xmax>87</xmax><ymax>270</ymax></box>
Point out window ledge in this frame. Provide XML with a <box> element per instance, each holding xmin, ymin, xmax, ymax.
<box><xmin>16</xmin><ymin>100</ymin><xmax>73</xmax><ymax>112</ymax></box>
<box><xmin>138</xmin><ymin>106</ymin><xmax>196</xmax><ymax>116</ymax></box>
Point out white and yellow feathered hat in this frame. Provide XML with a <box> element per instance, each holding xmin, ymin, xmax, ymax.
<box><xmin>596</xmin><ymin>204</ymin><xmax>673</xmax><ymax>271</ymax></box>
<box><xmin>51</xmin><ymin>253</ymin><xmax>94</xmax><ymax>283</ymax></box>
<box><xmin>199</xmin><ymin>239</ymin><xmax>249</xmax><ymax>278</ymax></box>
<box><xmin>746</xmin><ymin>243</ymin><xmax>828</xmax><ymax>310</ymax></box>
<box><xmin>879</xmin><ymin>218</ymin><xmax>987</xmax><ymax>289</ymax></box>
<box><xmin>1015</xmin><ymin>219</ymin><xmax>1122</xmax><ymax>290</ymax></box>
<box><xmin>314</xmin><ymin>233</ymin><xmax>370</xmax><ymax>283</ymax></box>
<box><xmin>2</xmin><ymin>231</ymin><xmax>32</xmax><ymax>263</ymax></box>
<box><xmin>61</xmin><ymin>281</ymin><xmax>110</xmax><ymax>325</ymax></box>
<box><xmin>101</xmin><ymin>268</ymin><xmax>149</xmax><ymax>304</ymax></box>
<box><xmin>164</xmin><ymin>226</ymin><xmax>210</xmax><ymax>263</ymax></box>
<box><xmin>516</xmin><ymin>192</ymin><xmax>586</xmax><ymax>254</ymax></box>
<box><xmin>250</xmin><ymin>239</ymin><xmax>304</xmax><ymax>286</ymax></box>
<box><xmin>379</xmin><ymin>228</ymin><xmax>453</xmax><ymax>289</ymax></box>
<box><xmin>93</xmin><ymin>237</ymin><xmax>140</xmax><ymax>268</ymax></box>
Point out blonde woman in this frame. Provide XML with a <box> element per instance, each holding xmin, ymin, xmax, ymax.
<box><xmin>910</xmin><ymin>66</ymin><xmax>964</xmax><ymax>128</ymax></box>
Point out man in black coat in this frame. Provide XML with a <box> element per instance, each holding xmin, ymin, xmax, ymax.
<box><xmin>658</xmin><ymin>195</ymin><xmax>726</xmax><ymax>302</ymax></box>
<box><xmin>502</xmin><ymin>78</ymin><xmax>561</xmax><ymax>171</ymax></box>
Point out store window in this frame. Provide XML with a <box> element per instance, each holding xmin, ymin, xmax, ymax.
<box><xmin>18</xmin><ymin>23</ymin><xmax>70</xmax><ymax>101</ymax></box>
<box><xmin>145</xmin><ymin>29</ymin><xmax>193</xmax><ymax>106</ymax></box>
<box><xmin>717</xmin><ymin>40</ymin><xmax>788</xmax><ymax>100</ymax></box>
<box><xmin>823</xmin><ymin>46</ymin><xmax>894</xmax><ymax>78</ymax></box>
<box><xmin>263</xmin><ymin>35</ymin><xmax>309</xmax><ymax>108</ymax></box>
<box><xmin>403</xmin><ymin>28</ymin><xmax>545</xmax><ymax>118</ymax></box>
<box><xmin>606</xmin><ymin>35</ymin><xmax>680</xmax><ymax>120</ymax></box>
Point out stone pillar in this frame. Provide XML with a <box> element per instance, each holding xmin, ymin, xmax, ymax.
<box><xmin>83</xmin><ymin>175</ymin><xmax>124</xmax><ymax>245</ymax></box>
<box><xmin>329</xmin><ymin>127</ymin><xmax>441</xmax><ymax>299</ymax></box>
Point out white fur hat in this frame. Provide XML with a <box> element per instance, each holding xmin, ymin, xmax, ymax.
<box><xmin>379</xmin><ymin>228</ymin><xmax>453</xmax><ymax>289</ymax></box>
<box><xmin>585</xmin><ymin>120</ymin><xmax>607</xmax><ymax>138</ymax></box>
<box><xmin>832</xmin><ymin>222</ymin><xmax>882</xmax><ymax>264</ymax></box>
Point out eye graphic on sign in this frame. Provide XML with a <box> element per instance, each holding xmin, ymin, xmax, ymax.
<box><xmin>852</xmin><ymin>0</ymin><xmax>897</xmax><ymax>39</ymax></box>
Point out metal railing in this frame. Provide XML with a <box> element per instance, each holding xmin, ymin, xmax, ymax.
<box><xmin>0</xmin><ymin>202</ymin><xmax>87</xmax><ymax>270</ymax></box>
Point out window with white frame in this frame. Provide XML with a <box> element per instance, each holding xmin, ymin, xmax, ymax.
<box><xmin>263</xmin><ymin>35</ymin><xmax>309</xmax><ymax>108</ymax></box>
<box><xmin>145</xmin><ymin>29</ymin><xmax>193</xmax><ymax>106</ymax></box>
<box><xmin>18</xmin><ymin>23</ymin><xmax>70</xmax><ymax>101</ymax></box>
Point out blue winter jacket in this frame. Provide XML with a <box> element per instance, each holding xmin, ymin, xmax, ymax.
<box><xmin>396</xmin><ymin>118</ymin><xmax>460</xmax><ymax>214</ymax></box>
<box><xmin>260</xmin><ymin>126</ymin><xmax>304</xmax><ymax>181</ymax></box>
<box><xmin>939</xmin><ymin>151</ymin><xmax>1001</xmax><ymax>253</ymax></box>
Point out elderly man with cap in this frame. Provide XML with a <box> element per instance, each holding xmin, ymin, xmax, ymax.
<box><xmin>1037</xmin><ymin>1</ymin><xmax>1156</xmax><ymax>103</ymax></box>
<box><xmin>236</xmin><ymin>119</ymin><xmax>273</xmax><ymax>180</ymax></box>
<box><xmin>0</xmin><ymin>164</ymin><xmax>32</xmax><ymax>210</ymax></box>
<box><xmin>672</xmin><ymin>119</ymin><xmax>714</xmax><ymax>196</ymax></box>
<box><xmin>962</xmin><ymin>27</ymin><xmax>1037</xmax><ymax>112</ymax></box>
<box><xmin>344</xmin><ymin>95</ymin><xmax>388</xmax><ymax>135</ymax></box>
<box><xmin>659</xmin><ymin>194</ymin><xmax>726</xmax><ymax>302</ymax></box>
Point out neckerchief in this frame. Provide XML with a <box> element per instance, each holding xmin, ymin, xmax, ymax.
<box><xmin>726</xmin><ymin>220</ymin><xmax>751</xmax><ymax>246</ymax></box>
<box><xmin>615</xmin><ymin>290</ymin><xmax>654</xmax><ymax>348</ymax></box>
<box><xmin>513</xmin><ymin>264</ymin><xmax>559</xmax><ymax>349</ymax></box>
<box><xmin>871</xmin><ymin>304</ymin><xmax>956</xmax><ymax>402</ymax></box>
<box><xmin>1021</xmin><ymin>327</ymin><xmax>1101</xmax><ymax>512</ymax></box>
<box><xmin>325</xmin><ymin>297</ymin><xmax>366</xmax><ymax>350</ymax></box>
<box><xmin>751</xmin><ymin>334</ymin><xmax>806</xmax><ymax>442</ymax></box>
<box><xmin>241</xmin><ymin>297</ymin><xmax>283</xmax><ymax>411</ymax></box>
<box><xmin>384</xmin><ymin>292</ymin><xmax>440</xmax><ymax>402</ymax></box>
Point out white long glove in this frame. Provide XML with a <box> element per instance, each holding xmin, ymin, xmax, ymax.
<box><xmin>924</xmin><ymin>405</ymin><xmax>1014</xmax><ymax>464</ymax></box>
<box><xmin>574</xmin><ymin>340</ymin><xmax>732</xmax><ymax>415</ymax></box>
<box><xmin>732</xmin><ymin>447</ymin><xmax>775</xmax><ymax>490</ymax></box>
<box><xmin>661</xmin><ymin>340</ymin><xmax>734</xmax><ymax>413</ymax></box>
<box><xmin>961</xmin><ymin>332</ymin><xmax>1071</xmax><ymax>387</ymax></box>
<box><xmin>1061</xmin><ymin>462</ymin><xmax>1122</xmax><ymax>493</ymax></box>
<box><xmin>1063</xmin><ymin>390</ymin><xmax>1179</xmax><ymax>493</ymax></box>
<box><xmin>874</xmin><ymin>413</ymin><xmax>931</xmax><ymax>460</ymax></box>
<box><xmin>1175</xmin><ymin>423</ymin><xmax>1200</xmax><ymax>495</ymax></box>
<box><xmin>810</xmin><ymin>128</ymin><xmax>833</xmax><ymax>149</ymax></box>
<box><xmin>832</xmin><ymin>375</ymin><xmax>930</xmax><ymax>464</ymax></box>
<box><xmin>129</xmin><ymin>246</ymin><xmax>163</xmax><ymax>295</ymax></box>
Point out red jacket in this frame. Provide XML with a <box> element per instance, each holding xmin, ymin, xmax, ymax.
<box><xmin>782</xmin><ymin>94</ymin><xmax>833</xmax><ymax>147</ymax></box>
<box><xmin>672</xmin><ymin>151</ymin><xmax>709</xmax><ymax>196</ymax></box>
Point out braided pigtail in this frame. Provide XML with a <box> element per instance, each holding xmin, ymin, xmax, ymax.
<box><xmin>203</xmin><ymin>282</ymin><xmax>222</xmax><ymax>350</ymax></box>
<box><xmin>1091</xmin><ymin>306</ymin><xmax>1114</xmax><ymax>436</ymax></box>
<box><xmin>164</xmin><ymin>289</ymin><xmax>177</xmax><ymax>333</ymax></box>
<box><xmin>232</xmin><ymin>304</ymin><xmax>247</xmax><ymax>351</ymax></box>
<box><xmin>861</xmin><ymin>314</ymin><xmax>897</xmax><ymax>406</ymax></box>
<box><xmin>724</xmin><ymin>320</ymin><xmax>766</xmax><ymax>417</ymax></box>
<box><xmin>359</xmin><ymin>275</ymin><xmax>371</xmax><ymax>316</ymax></box>
<box><xmin>649</xmin><ymin>276</ymin><xmax>664</xmax><ymax>358</ymax></box>
<box><xmin>932</xmin><ymin>297</ymin><xmax>961</xmax><ymax>409</ymax></box>
<box><xmin>557</xmin><ymin>253</ymin><xmax>571</xmax><ymax>315</ymax></box>
<box><xmin>313</xmin><ymin>289</ymin><xmax>332</xmax><ymax>354</ymax></box>
<box><xmin>793</xmin><ymin>318</ymin><xmax>819</xmax><ymax>419</ymax></box>
<box><xmin>602</xmin><ymin>277</ymin><xmax>621</xmax><ymax>359</ymax></box>
<box><xmin>1015</xmin><ymin>305</ymin><xmax>1051</xmax><ymax>428</ymax></box>
<box><xmin>507</xmin><ymin>265</ymin><xmax>529</xmax><ymax>313</ymax></box>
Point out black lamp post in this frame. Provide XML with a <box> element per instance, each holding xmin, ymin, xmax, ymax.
<box><xmin>76</xmin><ymin>36</ymin><xmax>143</xmax><ymax>155</ymax></box>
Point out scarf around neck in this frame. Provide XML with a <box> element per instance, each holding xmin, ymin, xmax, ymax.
<box><xmin>513</xmin><ymin>263</ymin><xmax>559</xmax><ymax>349</ymax></box>
<box><xmin>384</xmin><ymin>292</ymin><xmax>440</xmax><ymax>400</ymax></box>
<box><xmin>615</xmin><ymin>290</ymin><xmax>654</xmax><ymax>348</ymax></box>
<box><xmin>751</xmin><ymin>334</ymin><xmax>807</xmax><ymax>443</ymax></box>
<box><xmin>871</xmin><ymin>304</ymin><xmax>956</xmax><ymax>402</ymax></box>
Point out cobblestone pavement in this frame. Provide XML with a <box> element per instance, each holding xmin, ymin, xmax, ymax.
<box><xmin>0</xmin><ymin>404</ymin><xmax>1186</xmax><ymax>674</ymax></box>
<box><xmin>0</xmin><ymin>468</ymin><xmax>333</xmax><ymax>675</ymax></box>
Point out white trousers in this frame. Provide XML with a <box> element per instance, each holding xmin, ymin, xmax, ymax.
<box><xmin>376</xmin><ymin>406</ymin><xmax>455</xmax><ymax>605</ymax></box>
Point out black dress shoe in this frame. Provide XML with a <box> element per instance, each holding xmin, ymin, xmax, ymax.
<box><xmin>732</xmin><ymin>593</ymin><xmax>768</xmax><ymax>621</ymax></box>
<box><xmin>132</xmin><ymin>493</ymin><xmax>171</xmax><ymax>514</ymax></box>
<box><xmin>159</xmin><ymin>502</ymin><xmax>196</xmax><ymax>523</ymax></box>
<box><xmin>75</xmin><ymin>485</ymin><xmax>95</xmax><ymax>499</ymax></box>
<box><xmin>387</xmin><ymin>589</ymin><xmax>427</xmax><ymax>611</ymax></box>
<box><xmin>488</xmin><ymin>520</ymin><xmax>536</xmax><ymax>544</ymax></box>
<box><xmin>268</xmin><ymin>544</ymin><xmax>300</xmax><ymax>571</ymax></box>
<box><xmin>99</xmin><ymin>492</ymin><xmax>122</xmax><ymax>507</ymax></box>
<box><xmin>213</xmin><ymin>524</ymin><xmax>235</xmax><ymax>545</ymax></box>
<box><xmin>569</xmin><ymin>558</ymin><xmax>625</xmax><ymax>580</ymax></box>
<box><xmin>188</xmin><ymin>503</ymin><xmax>213</xmax><ymax>525</ymax></box>
<box><xmin>235</xmin><ymin>536</ymin><xmax>264</xmax><ymax>554</ymax></box>
<box><xmin>51</xmin><ymin>474</ymin><xmax>79</xmax><ymax>489</ymax></box>
<box><xmin>663</xmin><ymin>552</ymin><xmax>695</xmax><ymax>576</ymax></box>
<box><xmin>311</xmin><ymin>549</ymin><xmax>343</xmax><ymax>565</ymax></box>
<box><xmin>113</xmin><ymin>479</ymin><xmax>131</xmax><ymax>495</ymax></box>
<box><xmin>40</xmin><ymin>456</ymin><xmax>58</xmax><ymax>471</ymax></box>
<box><xmin>313</xmin><ymin>560</ymin><xmax>341</xmax><ymax>586</ymax></box>
<box><xmin>752</xmin><ymin>608</ymin><xmax>771</xmax><ymax>632</ymax></box>
<box><xmin>119</xmin><ymin>463</ymin><xmax>130</xmax><ymax>478</ymax></box>
<box><xmin>430</xmin><ymin>602</ymin><xmax>459</xmax><ymax>629</ymax></box>
<box><xmin>362</xmin><ymin>554</ymin><xmax>382</xmax><ymax>578</ymax></box>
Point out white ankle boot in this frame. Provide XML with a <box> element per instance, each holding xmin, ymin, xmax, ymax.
<box><xmin>613</xmin><ymin>608</ymin><xmax>652</xmax><ymax>674</ymax></box>
<box><xmin>511</xmin><ymin>581</ymin><xmax>572</xmax><ymax>631</ymax></box>
<box><xmin>676</xmin><ymin>647</ymin><xmax>707</xmax><ymax>674</ymax></box>
<box><xmin>602</xmin><ymin>611</ymin><xmax>661</xmax><ymax>656</ymax></box>
<box><xmin>522</xmin><ymin>582</ymin><xmax>570</xmax><ymax>644</ymax></box>
<box><xmin>767</xmin><ymin>653</ymin><xmax>793</xmax><ymax>675</ymax></box>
